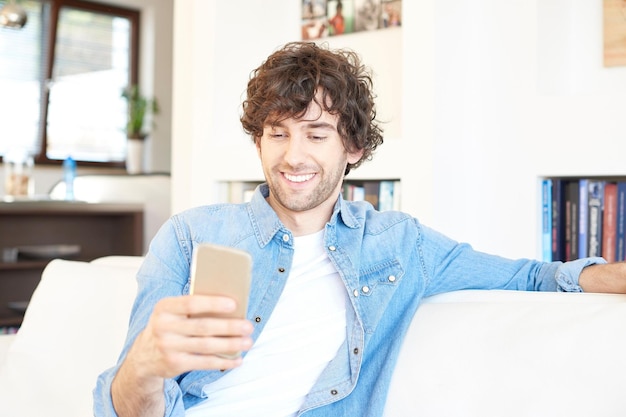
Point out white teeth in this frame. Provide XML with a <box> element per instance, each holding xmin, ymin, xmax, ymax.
<box><xmin>285</xmin><ymin>173</ymin><xmax>314</xmax><ymax>183</ymax></box>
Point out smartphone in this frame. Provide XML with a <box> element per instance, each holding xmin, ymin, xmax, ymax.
<box><xmin>190</xmin><ymin>243</ymin><xmax>252</xmax><ymax>359</ymax></box>
<box><xmin>189</xmin><ymin>243</ymin><xmax>253</xmax><ymax>358</ymax></box>
<box><xmin>190</xmin><ymin>243</ymin><xmax>252</xmax><ymax>319</ymax></box>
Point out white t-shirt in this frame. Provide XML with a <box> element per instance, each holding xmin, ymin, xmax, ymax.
<box><xmin>185</xmin><ymin>230</ymin><xmax>347</xmax><ymax>417</ymax></box>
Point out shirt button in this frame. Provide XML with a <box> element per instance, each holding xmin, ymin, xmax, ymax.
<box><xmin>330</xmin><ymin>389</ymin><xmax>338</xmax><ymax>395</ymax></box>
<box><xmin>255</xmin><ymin>316</ymin><xmax>262</xmax><ymax>323</ymax></box>
<box><xmin>282</xmin><ymin>234</ymin><xmax>289</xmax><ymax>242</ymax></box>
<box><xmin>328</xmin><ymin>245</ymin><xmax>336</xmax><ymax>251</ymax></box>
<box><xmin>362</xmin><ymin>286</ymin><xmax>370</xmax><ymax>293</ymax></box>
<box><xmin>353</xmin><ymin>347</ymin><xmax>359</xmax><ymax>355</ymax></box>
<box><xmin>278</xmin><ymin>267</ymin><xmax>285</xmax><ymax>273</ymax></box>
<box><xmin>353</xmin><ymin>289</ymin><xmax>359</xmax><ymax>297</ymax></box>
<box><xmin>388</xmin><ymin>275</ymin><xmax>396</xmax><ymax>282</ymax></box>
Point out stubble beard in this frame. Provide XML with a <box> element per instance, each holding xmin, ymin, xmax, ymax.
<box><xmin>268</xmin><ymin>163</ymin><xmax>346</xmax><ymax>213</ymax></box>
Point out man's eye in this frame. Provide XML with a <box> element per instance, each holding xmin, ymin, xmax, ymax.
<box><xmin>269</xmin><ymin>133</ymin><xmax>286</xmax><ymax>139</ymax></box>
<box><xmin>309</xmin><ymin>135</ymin><xmax>327</xmax><ymax>142</ymax></box>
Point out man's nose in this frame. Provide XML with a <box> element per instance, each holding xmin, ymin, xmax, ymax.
<box><xmin>283</xmin><ymin>136</ymin><xmax>307</xmax><ymax>165</ymax></box>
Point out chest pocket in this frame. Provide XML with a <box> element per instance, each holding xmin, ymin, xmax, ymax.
<box><xmin>356</xmin><ymin>259</ymin><xmax>404</xmax><ymax>334</ymax></box>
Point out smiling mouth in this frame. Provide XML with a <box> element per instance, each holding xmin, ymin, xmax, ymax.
<box><xmin>284</xmin><ymin>173</ymin><xmax>315</xmax><ymax>183</ymax></box>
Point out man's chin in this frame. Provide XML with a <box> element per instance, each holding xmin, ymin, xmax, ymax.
<box><xmin>269</xmin><ymin>191</ymin><xmax>317</xmax><ymax>212</ymax></box>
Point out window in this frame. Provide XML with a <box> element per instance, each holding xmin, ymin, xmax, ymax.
<box><xmin>0</xmin><ymin>0</ymin><xmax>139</xmax><ymax>166</ymax></box>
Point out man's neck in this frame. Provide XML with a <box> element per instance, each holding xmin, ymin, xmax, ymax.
<box><xmin>266</xmin><ymin>197</ymin><xmax>336</xmax><ymax>237</ymax></box>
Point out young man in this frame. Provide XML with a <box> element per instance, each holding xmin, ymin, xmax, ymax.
<box><xmin>94</xmin><ymin>42</ymin><xmax>626</xmax><ymax>417</ymax></box>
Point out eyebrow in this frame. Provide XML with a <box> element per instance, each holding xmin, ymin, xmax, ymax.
<box><xmin>269</xmin><ymin>120</ymin><xmax>337</xmax><ymax>131</ymax></box>
<box><xmin>304</xmin><ymin>121</ymin><xmax>337</xmax><ymax>131</ymax></box>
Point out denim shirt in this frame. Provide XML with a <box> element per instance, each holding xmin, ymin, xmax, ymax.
<box><xmin>93</xmin><ymin>183</ymin><xmax>604</xmax><ymax>417</ymax></box>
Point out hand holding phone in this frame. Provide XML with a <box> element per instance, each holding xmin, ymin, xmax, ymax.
<box><xmin>189</xmin><ymin>243</ymin><xmax>253</xmax><ymax>358</ymax></box>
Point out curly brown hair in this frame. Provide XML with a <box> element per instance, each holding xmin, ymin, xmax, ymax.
<box><xmin>240</xmin><ymin>42</ymin><xmax>384</xmax><ymax>175</ymax></box>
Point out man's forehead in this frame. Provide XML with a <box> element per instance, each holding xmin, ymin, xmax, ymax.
<box><xmin>264</xmin><ymin>101</ymin><xmax>339</xmax><ymax>129</ymax></box>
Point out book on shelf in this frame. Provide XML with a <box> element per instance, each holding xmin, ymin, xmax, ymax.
<box><xmin>378</xmin><ymin>180</ymin><xmax>395</xmax><ymax>211</ymax></box>
<box><xmin>343</xmin><ymin>183</ymin><xmax>365</xmax><ymax>202</ymax></box>
<box><xmin>578</xmin><ymin>179</ymin><xmax>589</xmax><ymax>259</ymax></box>
<box><xmin>587</xmin><ymin>180</ymin><xmax>605</xmax><ymax>258</ymax></box>
<box><xmin>551</xmin><ymin>178</ymin><xmax>566</xmax><ymax>262</ymax></box>
<box><xmin>363</xmin><ymin>181</ymin><xmax>380</xmax><ymax>209</ymax></box>
<box><xmin>565</xmin><ymin>180</ymin><xmax>579</xmax><ymax>261</ymax></box>
<box><xmin>602</xmin><ymin>182</ymin><xmax>618</xmax><ymax>263</ymax></box>
<box><xmin>616</xmin><ymin>182</ymin><xmax>626</xmax><ymax>262</ymax></box>
<box><xmin>392</xmin><ymin>180</ymin><xmax>401</xmax><ymax>210</ymax></box>
<box><xmin>541</xmin><ymin>179</ymin><xmax>552</xmax><ymax>262</ymax></box>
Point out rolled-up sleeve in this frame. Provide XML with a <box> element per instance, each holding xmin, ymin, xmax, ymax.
<box><xmin>555</xmin><ymin>257</ymin><xmax>607</xmax><ymax>292</ymax></box>
<box><xmin>93</xmin><ymin>367</ymin><xmax>187</xmax><ymax>417</ymax></box>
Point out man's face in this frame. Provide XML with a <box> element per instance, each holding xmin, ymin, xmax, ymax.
<box><xmin>256</xmin><ymin>100</ymin><xmax>362</xmax><ymax>220</ymax></box>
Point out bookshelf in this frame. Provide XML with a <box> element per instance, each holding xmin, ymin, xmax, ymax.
<box><xmin>540</xmin><ymin>176</ymin><xmax>626</xmax><ymax>264</ymax></box>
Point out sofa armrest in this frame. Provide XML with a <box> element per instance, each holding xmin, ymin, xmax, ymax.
<box><xmin>0</xmin><ymin>257</ymin><xmax>142</xmax><ymax>417</ymax></box>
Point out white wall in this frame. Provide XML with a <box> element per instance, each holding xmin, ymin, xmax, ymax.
<box><xmin>429</xmin><ymin>0</ymin><xmax>626</xmax><ymax>258</ymax></box>
<box><xmin>172</xmin><ymin>0</ymin><xmax>626</xmax><ymax>260</ymax></box>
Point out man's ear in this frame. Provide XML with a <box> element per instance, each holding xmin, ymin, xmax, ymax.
<box><xmin>347</xmin><ymin>148</ymin><xmax>364</xmax><ymax>165</ymax></box>
<box><xmin>255</xmin><ymin>136</ymin><xmax>262</xmax><ymax>156</ymax></box>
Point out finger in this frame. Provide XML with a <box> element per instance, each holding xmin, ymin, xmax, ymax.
<box><xmin>152</xmin><ymin>310</ymin><xmax>253</xmax><ymax>339</ymax></box>
<box><xmin>147</xmin><ymin>315</ymin><xmax>253</xmax><ymax>359</ymax></box>
<box><xmin>155</xmin><ymin>295</ymin><xmax>237</xmax><ymax>318</ymax></box>
<box><xmin>146</xmin><ymin>340</ymin><xmax>246</xmax><ymax>377</ymax></box>
<box><xmin>178</xmin><ymin>316</ymin><xmax>254</xmax><ymax>338</ymax></box>
<box><xmin>155</xmin><ymin>318</ymin><xmax>254</xmax><ymax>356</ymax></box>
<box><xmin>162</xmin><ymin>333</ymin><xmax>253</xmax><ymax>358</ymax></box>
<box><xmin>150</xmin><ymin>331</ymin><xmax>252</xmax><ymax>374</ymax></box>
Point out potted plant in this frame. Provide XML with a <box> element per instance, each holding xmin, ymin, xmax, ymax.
<box><xmin>121</xmin><ymin>84</ymin><xmax>159</xmax><ymax>140</ymax></box>
<box><xmin>121</xmin><ymin>85</ymin><xmax>159</xmax><ymax>173</ymax></box>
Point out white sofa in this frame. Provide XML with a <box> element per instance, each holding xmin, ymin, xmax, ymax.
<box><xmin>1</xmin><ymin>256</ymin><xmax>626</xmax><ymax>417</ymax></box>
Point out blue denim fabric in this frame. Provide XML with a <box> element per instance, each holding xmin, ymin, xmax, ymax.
<box><xmin>93</xmin><ymin>183</ymin><xmax>604</xmax><ymax>417</ymax></box>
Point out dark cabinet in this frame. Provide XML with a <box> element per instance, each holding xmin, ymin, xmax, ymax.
<box><xmin>0</xmin><ymin>201</ymin><xmax>143</xmax><ymax>327</ymax></box>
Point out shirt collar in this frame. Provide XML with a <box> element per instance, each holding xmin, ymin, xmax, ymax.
<box><xmin>248</xmin><ymin>184</ymin><xmax>284</xmax><ymax>247</ymax></box>
<box><xmin>248</xmin><ymin>183</ymin><xmax>362</xmax><ymax>247</ymax></box>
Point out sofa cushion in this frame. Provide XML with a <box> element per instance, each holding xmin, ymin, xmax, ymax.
<box><xmin>0</xmin><ymin>257</ymin><xmax>142</xmax><ymax>417</ymax></box>
<box><xmin>385</xmin><ymin>289</ymin><xmax>626</xmax><ymax>417</ymax></box>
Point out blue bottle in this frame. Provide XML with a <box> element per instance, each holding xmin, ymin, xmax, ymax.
<box><xmin>63</xmin><ymin>156</ymin><xmax>76</xmax><ymax>200</ymax></box>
